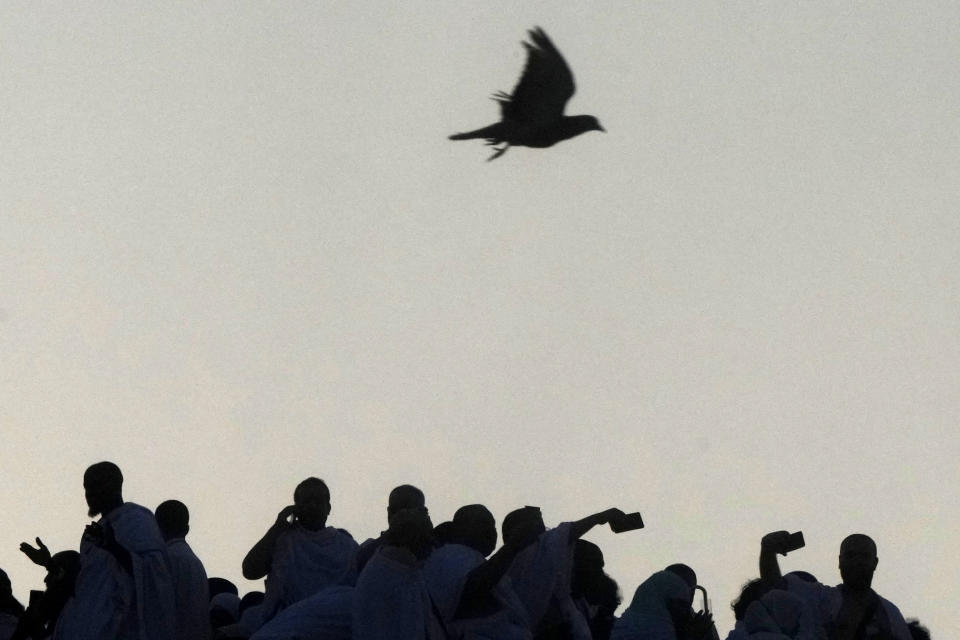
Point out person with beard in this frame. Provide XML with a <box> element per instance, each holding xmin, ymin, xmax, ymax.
<box><xmin>52</xmin><ymin>461</ymin><xmax>176</xmax><ymax>640</ymax></box>
<box><xmin>759</xmin><ymin>531</ymin><xmax>910</xmax><ymax>640</ymax></box>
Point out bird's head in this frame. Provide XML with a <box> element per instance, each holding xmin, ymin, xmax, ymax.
<box><xmin>567</xmin><ymin>115</ymin><xmax>605</xmax><ymax>135</ymax></box>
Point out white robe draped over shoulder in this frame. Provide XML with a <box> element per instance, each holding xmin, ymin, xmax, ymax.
<box><xmin>53</xmin><ymin>502</ymin><xmax>176</xmax><ymax>640</ymax></box>
<box><xmin>782</xmin><ymin>574</ymin><xmax>910</xmax><ymax>640</ymax></box>
<box><xmin>353</xmin><ymin>547</ymin><xmax>446</xmax><ymax>640</ymax></box>
<box><xmin>252</xmin><ymin>526</ymin><xmax>358</xmax><ymax>632</ymax></box>
<box><xmin>611</xmin><ymin>570</ymin><xmax>691</xmax><ymax>640</ymax></box>
<box><xmin>742</xmin><ymin>589</ymin><xmax>819</xmax><ymax>640</ymax></box>
<box><xmin>423</xmin><ymin>543</ymin><xmax>531</xmax><ymax>640</ymax></box>
<box><xmin>506</xmin><ymin>522</ymin><xmax>590</xmax><ymax>640</ymax></box>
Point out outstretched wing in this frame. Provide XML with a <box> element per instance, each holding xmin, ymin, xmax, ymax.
<box><xmin>496</xmin><ymin>27</ymin><xmax>575</xmax><ymax>125</ymax></box>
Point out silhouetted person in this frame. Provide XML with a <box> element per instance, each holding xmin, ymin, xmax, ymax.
<box><xmin>760</xmin><ymin>531</ymin><xmax>910</xmax><ymax>640</ymax></box>
<box><xmin>424</xmin><ymin>504</ymin><xmax>539</xmax><ymax>639</ymax></box>
<box><xmin>661</xmin><ymin>564</ymin><xmax>717</xmax><ymax>640</ymax></box>
<box><xmin>11</xmin><ymin>545</ymin><xmax>80</xmax><ymax>640</ymax></box>
<box><xmin>52</xmin><ymin>461</ymin><xmax>176</xmax><ymax>640</ymax></box>
<box><xmin>449</xmin><ymin>27</ymin><xmax>604</xmax><ymax>160</ymax></box>
<box><xmin>0</xmin><ymin>569</ymin><xmax>24</xmax><ymax>639</ymax></box>
<box><xmin>612</xmin><ymin>571</ymin><xmax>702</xmax><ymax>640</ymax></box>
<box><xmin>239</xmin><ymin>478</ymin><xmax>358</xmax><ymax>633</ymax></box>
<box><xmin>156</xmin><ymin>500</ymin><xmax>210</xmax><ymax>640</ymax></box>
<box><xmin>352</xmin><ymin>507</ymin><xmax>443</xmax><ymax>640</ymax></box>
<box><xmin>504</xmin><ymin>506</ymin><xmax>632</xmax><ymax>640</ymax></box>
<box><xmin>572</xmin><ymin>541</ymin><xmax>621</xmax><ymax>640</ymax></box>
<box><xmin>725</xmin><ymin>578</ymin><xmax>774</xmax><ymax>640</ymax></box>
<box><xmin>356</xmin><ymin>484</ymin><xmax>428</xmax><ymax>574</ymax></box>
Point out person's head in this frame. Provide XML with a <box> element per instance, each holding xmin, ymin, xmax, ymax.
<box><xmin>838</xmin><ymin>533</ymin><xmax>878</xmax><ymax>590</ymax></box>
<box><xmin>731</xmin><ymin>578</ymin><xmax>773</xmax><ymax>622</ymax></box>
<box><xmin>293</xmin><ymin>477</ymin><xmax>331</xmax><ymax>531</ymax></box>
<box><xmin>83</xmin><ymin>461</ymin><xmax>123</xmax><ymax>517</ymax></box>
<box><xmin>451</xmin><ymin>504</ymin><xmax>497</xmax><ymax>556</ymax></box>
<box><xmin>665</xmin><ymin>563</ymin><xmax>697</xmax><ymax>592</ymax></box>
<box><xmin>387</xmin><ymin>485</ymin><xmax>426</xmax><ymax>521</ymax></box>
<box><xmin>44</xmin><ymin>551</ymin><xmax>80</xmax><ymax>593</ymax></box>
<box><xmin>574</xmin><ymin>540</ymin><xmax>621</xmax><ymax>610</ymax></box>
<box><xmin>239</xmin><ymin>591</ymin><xmax>264</xmax><ymax>616</ymax></box>
<box><xmin>208</xmin><ymin>577</ymin><xmax>239</xmax><ymax>600</ymax></box>
<box><xmin>502</xmin><ymin>506</ymin><xmax>546</xmax><ymax>547</ymax></box>
<box><xmin>384</xmin><ymin>506</ymin><xmax>435</xmax><ymax>559</ymax></box>
<box><xmin>155</xmin><ymin>499</ymin><xmax>190</xmax><ymax>541</ymax></box>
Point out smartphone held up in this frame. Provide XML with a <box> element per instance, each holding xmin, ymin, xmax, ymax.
<box><xmin>610</xmin><ymin>512</ymin><xmax>644</xmax><ymax>533</ymax></box>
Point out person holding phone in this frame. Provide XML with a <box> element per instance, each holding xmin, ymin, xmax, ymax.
<box><xmin>239</xmin><ymin>478</ymin><xmax>359</xmax><ymax>635</ymax></box>
<box><xmin>759</xmin><ymin>531</ymin><xmax>911</xmax><ymax>640</ymax></box>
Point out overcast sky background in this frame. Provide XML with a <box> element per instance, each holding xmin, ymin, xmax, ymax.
<box><xmin>2</xmin><ymin>2</ymin><xmax>958</xmax><ymax>635</ymax></box>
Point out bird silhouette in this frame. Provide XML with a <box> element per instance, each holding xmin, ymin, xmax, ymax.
<box><xmin>449</xmin><ymin>27</ymin><xmax>604</xmax><ymax>161</ymax></box>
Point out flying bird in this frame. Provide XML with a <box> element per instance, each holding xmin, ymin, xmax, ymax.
<box><xmin>449</xmin><ymin>27</ymin><xmax>605</xmax><ymax>161</ymax></box>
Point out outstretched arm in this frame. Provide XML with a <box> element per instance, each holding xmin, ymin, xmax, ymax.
<box><xmin>569</xmin><ymin>508</ymin><xmax>626</xmax><ymax>542</ymax></box>
<box><xmin>242</xmin><ymin>505</ymin><xmax>296</xmax><ymax>580</ymax></box>
<box><xmin>759</xmin><ymin>531</ymin><xmax>790</xmax><ymax>583</ymax></box>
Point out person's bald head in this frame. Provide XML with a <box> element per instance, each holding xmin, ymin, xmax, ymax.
<box><xmin>156</xmin><ymin>500</ymin><xmax>190</xmax><ymax>540</ymax></box>
<box><xmin>839</xmin><ymin>533</ymin><xmax>878</xmax><ymax>590</ymax></box>
<box><xmin>293</xmin><ymin>477</ymin><xmax>331</xmax><ymax>531</ymax></box>
<box><xmin>502</xmin><ymin>506</ymin><xmax>545</xmax><ymax>547</ymax></box>
<box><xmin>452</xmin><ymin>504</ymin><xmax>497</xmax><ymax>556</ymax></box>
<box><xmin>84</xmin><ymin>461</ymin><xmax>123</xmax><ymax>517</ymax></box>
<box><xmin>387</xmin><ymin>485</ymin><xmax>426</xmax><ymax>521</ymax></box>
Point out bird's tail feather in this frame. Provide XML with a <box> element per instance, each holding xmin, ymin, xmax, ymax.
<box><xmin>448</xmin><ymin>123</ymin><xmax>503</xmax><ymax>141</ymax></box>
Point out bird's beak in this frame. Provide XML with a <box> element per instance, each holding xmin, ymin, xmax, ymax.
<box><xmin>598</xmin><ymin>125</ymin><xmax>606</xmax><ymax>132</ymax></box>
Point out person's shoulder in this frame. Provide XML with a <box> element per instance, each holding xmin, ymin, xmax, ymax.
<box><xmin>334</xmin><ymin>527</ymin><xmax>357</xmax><ymax>542</ymax></box>
<box><xmin>874</xmin><ymin>592</ymin><xmax>909</xmax><ymax>627</ymax></box>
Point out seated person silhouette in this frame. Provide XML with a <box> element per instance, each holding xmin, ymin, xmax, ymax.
<box><xmin>156</xmin><ymin>500</ymin><xmax>210</xmax><ymax>640</ymax></box>
<box><xmin>49</xmin><ymin>461</ymin><xmax>176</xmax><ymax>640</ymax></box>
<box><xmin>11</xmin><ymin>543</ymin><xmax>80</xmax><ymax>640</ymax></box>
<box><xmin>356</xmin><ymin>484</ymin><xmax>427</xmax><ymax>574</ymax></box>
<box><xmin>424</xmin><ymin>504</ymin><xmax>540</xmax><ymax>639</ymax></box>
<box><xmin>240</xmin><ymin>478</ymin><xmax>358</xmax><ymax>633</ymax></box>
<box><xmin>353</xmin><ymin>506</ymin><xmax>444</xmax><ymax>640</ymax></box>
<box><xmin>759</xmin><ymin>531</ymin><xmax>911</xmax><ymax>640</ymax></box>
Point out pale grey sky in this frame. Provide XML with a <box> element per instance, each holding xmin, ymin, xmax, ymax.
<box><xmin>2</xmin><ymin>2</ymin><xmax>958</xmax><ymax>635</ymax></box>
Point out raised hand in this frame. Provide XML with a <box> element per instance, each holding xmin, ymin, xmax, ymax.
<box><xmin>275</xmin><ymin>505</ymin><xmax>297</xmax><ymax>528</ymax></box>
<box><xmin>761</xmin><ymin>530</ymin><xmax>793</xmax><ymax>556</ymax></box>
<box><xmin>19</xmin><ymin>537</ymin><xmax>51</xmax><ymax>567</ymax></box>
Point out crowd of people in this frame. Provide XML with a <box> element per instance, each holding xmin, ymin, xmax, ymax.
<box><xmin>0</xmin><ymin>462</ymin><xmax>931</xmax><ymax>640</ymax></box>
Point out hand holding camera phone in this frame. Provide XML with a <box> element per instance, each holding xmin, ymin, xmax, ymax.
<box><xmin>609</xmin><ymin>511</ymin><xmax>644</xmax><ymax>533</ymax></box>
